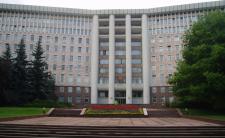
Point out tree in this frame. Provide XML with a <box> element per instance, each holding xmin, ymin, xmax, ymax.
<box><xmin>169</xmin><ymin>11</ymin><xmax>225</xmax><ymax>110</ymax></box>
<box><xmin>29</xmin><ymin>38</ymin><xmax>55</xmax><ymax>100</ymax></box>
<box><xmin>12</xmin><ymin>39</ymin><xmax>30</xmax><ymax>104</ymax></box>
<box><xmin>0</xmin><ymin>44</ymin><xmax>13</xmax><ymax>105</ymax></box>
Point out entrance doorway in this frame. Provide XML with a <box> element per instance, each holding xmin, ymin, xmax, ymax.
<box><xmin>115</xmin><ymin>91</ymin><xmax>126</xmax><ymax>104</ymax></box>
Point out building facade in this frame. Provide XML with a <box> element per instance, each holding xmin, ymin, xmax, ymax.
<box><xmin>0</xmin><ymin>1</ymin><xmax>225</xmax><ymax>106</ymax></box>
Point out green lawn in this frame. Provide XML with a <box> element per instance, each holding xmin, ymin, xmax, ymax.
<box><xmin>181</xmin><ymin>108</ymin><xmax>225</xmax><ymax>121</ymax></box>
<box><xmin>0</xmin><ymin>107</ymin><xmax>49</xmax><ymax>118</ymax></box>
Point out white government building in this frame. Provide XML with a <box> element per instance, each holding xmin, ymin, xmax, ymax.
<box><xmin>0</xmin><ymin>1</ymin><xmax>224</xmax><ymax>106</ymax></box>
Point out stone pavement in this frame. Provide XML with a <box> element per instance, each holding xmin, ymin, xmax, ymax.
<box><xmin>0</xmin><ymin>117</ymin><xmax>220</xmax><ymax>126</ymax></box>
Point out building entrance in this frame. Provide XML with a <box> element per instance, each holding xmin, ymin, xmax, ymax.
<box><xmin>115</xmin><ymin>91</ymin><xmax>126</xmax><ymax>104</ymax></box>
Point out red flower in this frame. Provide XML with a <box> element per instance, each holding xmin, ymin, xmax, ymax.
<box><xmin>89</xmin><ymin>105</ymin><xmax>140</xmax><ymax>110</ymax></box>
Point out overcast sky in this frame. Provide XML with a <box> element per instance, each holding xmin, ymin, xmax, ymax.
<box><xmin>0</xmin><ymin>0</ymin><xmax>219</xmax><ymax>9</ymax></box>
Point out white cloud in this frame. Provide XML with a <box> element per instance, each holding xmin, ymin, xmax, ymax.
<box><xmin>0</xmin><ymin>0</ymin><xmax>219</xmax><ymax>9</ymax></box>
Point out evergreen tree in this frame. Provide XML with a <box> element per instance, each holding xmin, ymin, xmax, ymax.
<box><xmin>0</xmin><ymin>44</ymin><xmax>13</xmax><ymax>105</ymax></box>
<box><xmin>30</xmin><ymin>38</ymin><xmax>51</xmax><ymax>100</ymax></box>
<box><xmin>12</xmin><ymin>39</ymin><xmax>30</xmax><ymax>104</ymax></box>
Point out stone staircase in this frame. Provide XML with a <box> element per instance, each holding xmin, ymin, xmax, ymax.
<box><xmin>49</xmin><ymin>108</ymin><xmax>82</xmax><ymax>117</ymax></box>
<box><xmin>147</xmin><ymin>108</ymin><xmax>181</xmax><ymax>117</ymax></box>
<box><xmin>0</xmin><ymin>124</ymin><xmax>224</xmax><ymax>137</ymax></box>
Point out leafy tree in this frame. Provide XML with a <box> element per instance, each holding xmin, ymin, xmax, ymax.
<box><xmin>29</xmin><ymin>38</ymin><xmax>56</xmax><ymax>100</ymax></box>
<box><xmin>169</xmin><ymin>11</ymin><xmax>225</xmax><ymax>110</ymax></box>
<box><xmin>12</xmin><ymin>39</ymin><xmax>30</xmax><ymax>104</ymax></box>
<box><xmin>0</xmin><ymin>44</ymin><xmax>13</xmax><ymax>105</ymax></box>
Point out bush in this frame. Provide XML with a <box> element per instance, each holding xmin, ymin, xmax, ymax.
<box><xmin>24</xmin><ymin>99</ymin><xmax>72</xmax><ymax>108</ymax></box>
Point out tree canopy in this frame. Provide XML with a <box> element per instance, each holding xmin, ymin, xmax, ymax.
<box><xmin>169</xmin><ymin>11</ymin><xmax>225</xmax><ymax>110</ymax></box>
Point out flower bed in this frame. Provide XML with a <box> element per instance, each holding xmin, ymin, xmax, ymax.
<box><xmin>89</xmin><ymin>104</ymin><xmax>140</xmax><ymax>110</ymax></box>
<box><xmin>84</xmin><ymin>105</ymin><xmax>145</xmax><ymax>117</ymax></box>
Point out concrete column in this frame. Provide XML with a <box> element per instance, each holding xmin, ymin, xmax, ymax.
<box><xmin>126</xmin><ymin>15</ymin><xmax>132</xmax><ymax>104</ymax></box>
<box><xmin>91</xmin><ymin>15</ymin><xmax>99</xmax><ymax>104</ymax></box>
<box><xmin>108</xmin><ymin>15</ymin><xmax>115</xmax><ymax>104</ymax></box>
<box><xmin>142</xmin><ymin>14</ymin><xmax>150</xmax><ymax>104</ymax></box>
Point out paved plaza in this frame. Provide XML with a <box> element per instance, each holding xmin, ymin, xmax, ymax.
<box><xmin>0</xmin><ymin>117</ymin><xmax>220</xmax><ymax>126</ymax></box>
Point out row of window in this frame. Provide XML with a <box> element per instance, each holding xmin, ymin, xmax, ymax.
<box><xmin>151</xmin><ymin>45</ymin><xmax>182</xmax><ymax>53</ymax></box>
<box><xmin>58</xmin><ymin>96</ymin><xmax>89</xmax><ymax>104</ymax></box>
<box><xmin>0</xmin><ymin>34</ymin><xmax>90</xmax><ymax>45</ymax></box>
<box><xmin>151</xmin><ymin>54</ymin><xmax>180</xmax><ymax>62</ymax></box>
<box><xmin>49</xmin><ymin>55</ymin><xmax>89</xmax><ymax>62</ymax></box>
<box><xmin>152</xmin><ymin>86</ymin><xmax>173</xmax><ymax>93</ymax></box>
<box><xmin>98</xmin><ymin>77</ymin><xmax>142</xmax><ymax>84</ymax></box>
<box><xmin>59</xmin><ymin>86</ymin><xmax>89</xmax><ymax>93</ymax></box>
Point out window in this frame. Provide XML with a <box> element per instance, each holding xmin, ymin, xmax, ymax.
<box><xmin>61</xmin><ymin>65</ymin><xmax>65</xmax><ymax>70</ymax></box>
<box><xmin>85</xmin><ymin>56</ymin><xmax>89</xmax><ymax>62</ymax></box>
<box><xmin>54</xmin><ymin>45</ymin><xmax>58</xmax><ymax>51</ymax></box>
<box><xmin>53</xmin><ymin>64</ymin><xmax>57</xmax><ymax>70</ymax></box>
<box><xmin>168</xmin><ymin>87</ymin><xmax>173</xmax><ymax>93</ymax></box>
<box><xmin>31</xmin><ymin>35</ymin><xmax>34</xmax><ymax>41</ymax></box>
<box><xmin>67</xmin><ymin>74</ymin><xmax>73</xmax><ymax>83</ymax></box>
<box><xmin>62</xmin><ymin>46</ymin><xmax>66</xmax><ymax>52</ymax></box>
<box><xmin>63</xmin><ymin>37</ymin><xmax>66</xmax><ymax>41</ymax></box>
<box><xmin>76</xmin><ymin>87</ymin><xmax>81</xmax><ymax>94</ymax></box>
<box><xmin>70</xmin><ymin>56</ymin><xmax>73</xmax><ymax>61</ymax></box>
<box><xmin>69</xmin><ymin>65</ymin><xmax>73</xmax><ymax>71</ymax></box>
<box><xmin>76</xmin><ymin>97</ymin><xmax>81</xmax><ymax>103</ymax></box>
<box><xmin>46</xmin><ymin>45</ymin><xmax>50</xmax><ymax>51</ymax></box>
<box><xmin>79</xmin><ymin>37</ymin><xmax>82</xmax><ymax>43</ymax></box>
<box><xmin>99</xmin><ymin>59</ymin><xmax>108</xmax><ymax>64</ymax></box>
<box><xmin>78</xmin><ymin>56</ymin><xmax>81</xmax><ymax>61</ymax></box>
<box><xmin>160</xmin><ymin>87</ymin><xmax>165</xmax><ymax>93</ymax></box>
<box><xmin>160</xmin><ymin>55</ymin><xmax>164</xmax><ymax>62</ymax></box>
<box><xmin>153</xmin><ymin>96</ymin><xmax>157</xmax><ymax>103</ymax></box>
<box><xmin>47</xmin><ymin>36</ymin><xmax>50</xmax><ymax>42</ymax></box>
<box><xmin>78</xmin><ymin>47</ymin><xmax>82</xmax><ymax>52</ymax></box>
<box><xmin>71</xmin><ymin>37</ymin><xmax>74</xmax><ymax>43</ymax></box>
<box><xmin>55</xmin><ymin>36</ymin><xmax>58</xmax><ymax>43</ymax></box>
<box><xmin>167</xmin><ymin>45</ymin><xmax>171</xmax><ymax>51</ymax></box>
<box><xmin>152</xmin><ymin>87</ymin><xmax>157</xmax><ymax>93</ymax></box>
<box><xmin>60</xmin><ymin>87</ymin><xmax>64</xmax><ymax>92</ymax></box>
<box><xmin>30</xmin><ymin>44</ymin><xmax>33</xmax><ymax>50</ymax></box>
<box><xmin>68</xmin><ymin>97</ymin><xmax>72</xmax><ymax>103</ymax></box>
<box><xmin>62</xmin><ymin>55</ymin><xmax>65</xmax><ymax>62</ymax></box>
<box><xmin>70</xmin><ymin>46</ymin><xmax>74</xmax><ymax>52</ymax></box>
<box><xmin>61</xmin><ymin>74</ymin><xmax>64</xmax><ymax>82</ymax></box>
<box><xmin>85</xmin><ymin>98</ymin><xmax>89</xmax><ymax>103</ymax></box>
<box><xmin>159</xmin><ymin>46</ymin><xmax>163</xmax><ymax>52</ymax></box>
<box><xmin>68</xmin><ymin>87</ymin><xmax>73</xmax><ymax>93</ymax></box>
<box><xmin>85</xmin><ymin>88</ymin><xmax>89</xmax><ymax>93</ymax></box>
<box><xmin>86</xmin><ymin>38</ymin><xmax>89</xmax><ymax>45</ymax></box>
<box><xmin>59</xmin><ymin>96</ymin><xmax>64</xmax><ymax>102</ymax></box>
<box><xmin>86</xmin><ymin>47</ymin><xmax>89</xmax><ymax>53</ymax></box>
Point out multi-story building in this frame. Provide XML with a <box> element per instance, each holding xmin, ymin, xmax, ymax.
<box><xmin>0</xmin><ymin>1</ymin><xmax>224</xmax><ymax>106</ymax></box>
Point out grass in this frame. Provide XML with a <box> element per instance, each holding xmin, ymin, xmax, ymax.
<box><xmin>0</xmin><ymin>107</ymin><xmax>50</xmax><ymax>118</ymax></box>
<box><xmin>181</xmin><ymin>108</ymin><xmax>225</xmax><ymax>121</ymax></box>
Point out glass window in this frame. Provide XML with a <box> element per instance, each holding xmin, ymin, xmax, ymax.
<box><xmin>160</xmin><ymin>87</ymin><xmax>165</xmax><ymax>93</ymax></box>
<box><xmin>76</xmin><ymin>87</ymin><xmax>81</xmax><ymax>94</ymax></box>
<box><xmin>61</xmin><ymin>74</ymin><xmax>64</xmax><ymax>82</ymax></box>
<box><xmin>68</xmin><ymin>97</ymin><xmax>72</xmax><ymax>103</ymax></box>
<box><xmin>68</xmin><ymin>87</ymin><xmax>73</xmax><ymax>93</ymax></box>
<box><xmin>59</xmin><ymin>96</ymin><xmax>64</xmax><ymax>102</ymax></box>
<box><xmin>152</xmin><ymin>87</ymin><xmax>157</xmax><ymax>93</ymax></box>
<box><xmin>60</xmin><ymin>87</ymin><xmax>64</xmax><ymax>92</ymax></box>
<box><xmin>79</xmin><ymin>37</ymin><xmax>82</xmax><ymax>43</ymax></box>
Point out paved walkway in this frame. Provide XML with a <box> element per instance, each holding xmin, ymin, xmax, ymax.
<box><xmin>0</xmin><ymin>117</ymin><xmax>220</xmax><ymax>126</ymax></box>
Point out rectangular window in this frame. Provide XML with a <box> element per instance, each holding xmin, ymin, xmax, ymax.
<box><xmin>160</xmin><ymin>87</ymin><xmax>165</xmax><ymax>93</ymax></box>
<box><xmin>70</xmin><ymin>56</ymin><xmax>73</xmax><ymax>61</ymax></box>
<box><xmin>78</xmin><ymin>47</ymin><xmax>82</xmax><ymax>52</ymax></box>
<box><xmin>79</xmin><ymin>37</ymin><xmax>82</xmax><ymax>43</ymax></box>
<box><xmin>68</xmin><ymin>87</ymin><xmax>73</xmax><ymax>93</ymax></box>
<box><xmin>53</xmin><ymin>64</ymin><xmax>57</xmax><ymax>70</ymax></box>
<box><xmin>68</xmin><ymin>96</ymin><xmax>72</xmax><ymax>103</ymax></box>
<box><xmin>61</xmin><ymin>74</ymin><xmax>64</xmax><ymax>82</ymax></box>
<box><xmin>60</xmin><ymin>87</ymin><xmax>64</xmax><ymax>92</ymax></box>
<box><xmin>69</xmin><ymin>65</ymin><xmax>73</xmax><ymax>71</ymax></box>
<box><xmin>55</xmin><ymin>36</ymin><xmax>58</xmax><ymax>43</ymax></box>
<box><xmin>70</xmin><ymin>46</ymin><xmax>74</xmax><ymax>52</ymax></box>
<box><xmin>61</xmin><ymin>65</ymin><xmax>65</xmax><ymax>70</ymax></box>
<box><xmin>62</xmin><ymin>55</ymin><xmax>65</xmax><ymax>62</ymax></box>
<box><xmin>76</xmin><ymin>87</ymin><xmax>81</xmax><ymax>94</ymax></box>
